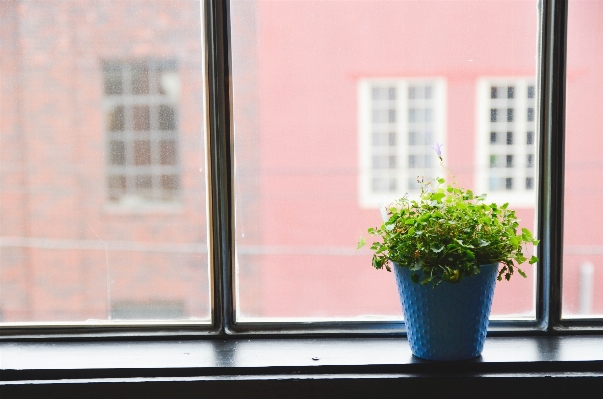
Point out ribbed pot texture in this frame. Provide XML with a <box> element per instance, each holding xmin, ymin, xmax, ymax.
<box><xmin>393</xmin><ymin>263</ymin><xmax>498</xmax><ymax>361</ymax></box>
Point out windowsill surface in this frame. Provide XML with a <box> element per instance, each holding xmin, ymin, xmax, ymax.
<box><xmin>2</xmin><ymin>335</ymin><xmax>603</xmax><ymax>382</ymax></box>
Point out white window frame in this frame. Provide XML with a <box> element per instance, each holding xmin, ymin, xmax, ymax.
<box><xmin>476</xmin><ymin>77</ymin><xmax>537</xmax><ymax>208</ymax></box>
<box><xmin>358</xmin><ymin>78</ymin><xmax>447</xmax><ymax>208</ymax></box>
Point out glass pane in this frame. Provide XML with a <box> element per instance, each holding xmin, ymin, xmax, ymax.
<box><xmin>160</xmin><ymin>140</ymin><xmax>178</xmax><ymax>165</ymax></box>
<box><xmin>562</xmin><ymin>0</ymin><xmax>603</xmax><ymax>318</ymax></box>
<box><xmin>0</xmin><ymin>1</ymin><xmax>209</xmax><ymax>323</ymax></box>
<box><xmin>133</xmin><ymin>105</ymin><xmax>151</xmax><ymax>132</ymax></box>
<box><xmin>134</xmin><ymin>140</ymin><xmax>152</xmax><ymax>166</ymax></box>
<box><xmin>107</xmin><ymin>105</ymin><xmax>125</xmax><ymax>132</ymax></box>
<box><xmin>109</xmin><ymin>141</ymin><xmax>126</xmax><ymax>165</ymax></box>
<box><xmin>131</xmin><ymin>62</ymin><xmax>150</xmax><ymax>95</ymax></box>
<box><xmin>232</xmin><ymin>0</ymin><xmax>538</xmax><ymax>321</ymax></box>
<box><xmin>103</xmin><ymin>63</ymin><xmax>123</xmax><ymax>95</ymax></box>
<box><xmin>159</xmin><ymin>105</ymin><xmax>177</xmax><ymax>131</ymax></box>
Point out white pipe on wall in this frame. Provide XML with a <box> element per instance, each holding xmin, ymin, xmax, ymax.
<box><xmin>579</xmin><ymin>262</ymin><xmax>595</xmax><ymax>315</ymax></box>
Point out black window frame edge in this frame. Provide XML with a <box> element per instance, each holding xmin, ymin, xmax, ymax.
<box><xmin>217</xmin><ymin>0</ymin><xmax>549</xmax><ymax>335</ymax></box>
<box><xmin>0</xmin><ymin>0</ymin><xmax>599</xmax><ymax>341</ymax></box>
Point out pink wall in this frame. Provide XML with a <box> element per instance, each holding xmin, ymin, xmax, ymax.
<box><xmin>563</xmin><ymin>0</ymin><xmax>603</xmax><ymax>315</ymax></box>
<box><xmin>238</xmin><ymin>0</ymin><xmax>577</xmax><ymax>318</ymax></box>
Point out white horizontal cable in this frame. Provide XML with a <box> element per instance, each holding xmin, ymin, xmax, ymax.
<box><xmin>2</xmin><ymin>238</ymin><xmax>597</xmax><ymax>257</ymax></box>
<box><xmin>0</xmin><ymin>237</ymin><xmax>368</xmax><ymax>256</ymax></box>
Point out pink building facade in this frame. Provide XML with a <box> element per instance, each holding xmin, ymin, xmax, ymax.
<box><xmin>232</xmin><ymin>0</ymin><xmax>603</xmax><ymax>319</ymax></box>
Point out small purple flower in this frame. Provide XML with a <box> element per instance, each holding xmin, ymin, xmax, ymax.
<box><xmin>424</xmin><ymin>184</ymin><xmax>434</xmax><ymax>193</ymax></box>
<box><xmin>431</xmin><ymin>142</ymin><xmax>443</xmax><ymax>157</ymax></box>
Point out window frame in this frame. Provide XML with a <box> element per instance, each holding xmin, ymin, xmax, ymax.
<box><xmin>212</xmin><ymin>0</ymin><xmax>590</xmax><ymax>335</ymax></box>
<box><xmin>476</xmin><ymin>77</ymin><xmax>537</xmax><ymax>207</ymax></box>
<box><xmin>358</xmin><ymin>78</ymin><xmax>447</xmax><ymax>209</ymax></box>
<box><xmin>1</xmin><ymin>0</ymin><xmax>599</xmax><ymax>339</ymax></box>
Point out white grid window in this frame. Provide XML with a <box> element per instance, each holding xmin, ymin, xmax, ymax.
<box><xmin>103</xmin><ymin>59</ymin><xmax>181</xmax><ymax>205</ymax></box>
<box><xmin>359</xmin><ymin>79</ymin><xmax>446</xmax><ymax>207</ymax></box>
<box><xmin>477</xmin><ymin>78</ymin><xmax>536</xmax><ymax>206</ymax></box>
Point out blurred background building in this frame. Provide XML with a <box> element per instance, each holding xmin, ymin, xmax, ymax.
<box><xmin>0</xmin><ymin>0</ymin><xmax>600</xmax><ymax>323</ymax></box>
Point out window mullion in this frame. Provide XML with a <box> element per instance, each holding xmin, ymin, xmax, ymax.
<box><xmin>538</xmin><ymin>0</ymin><xmax>568</xmax><ymax>331</ymax></box>
<box><xmin>204</xmin><ymin>0</ymin><xmax>235</xmax><ymax>334</ymax></box>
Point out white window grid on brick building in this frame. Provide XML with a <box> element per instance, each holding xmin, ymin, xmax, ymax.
<box><xmin>358</xmin><ymin>79</ymin><xmax>446</xmax><ymax>208</ymax></box>
<box><xmin>103</xmin><ymin>59</ymin><xmax>181</xmax><ymax>205</ymax></box>
<box><xmin>476</xmin><ymin>78</ymin><xmax>537</xmax><ymax>207</ymax></box>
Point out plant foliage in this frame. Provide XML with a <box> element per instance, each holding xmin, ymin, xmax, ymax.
<box><xmin>358</xmin><ymin>165</ymin><xmax>539</xmax><ymax>286</ymax></box>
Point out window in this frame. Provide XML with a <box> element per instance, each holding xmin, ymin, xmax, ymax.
<box><xmin>104</xmin><ymin>59</ymin><xmax>181</xmax><ymax>205</ymax></box>
<box><xmin>231</xmin><ymin>0</ymin><xmax>540</xmax><ymax>321</ymax></box>
<box><xmin>1</xmin><ymin>0</ymin><xmax>602</xmax><ymax>395</ymax></box>
<box><xmin>0</xmin><ymin>0</ymin><xmax>599</xmax><ymax>339</ymax></box>
<box><xmin>359</xmin><ymin>79</ymin><xmax>446</xmax><ymax>208</ymax></box>
<box><xmin>477</xmin><ymin>78</ymin><xmax>537</xmax><ymax>207</ymax></box>
<box><xmin>0</xmin><ymin>0</ymin><xmax>210</xmax><ymax>324</ymax></box>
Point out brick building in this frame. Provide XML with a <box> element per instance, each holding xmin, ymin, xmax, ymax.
<box><xmin>0</xmin><ymin>0</ymin><xmax>210</xmax><ymax>322</ymax></box>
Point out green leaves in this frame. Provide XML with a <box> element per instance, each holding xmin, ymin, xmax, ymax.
<box><xmin>359</xmin><ymin>175</ymin><xmax>539</xmax><ymax>286</ymax></box>
<box><xmin>431</xmin><ymin>192</ymin><xmax>445</xmax><ymax>202</ymax></box>
<box><xmin>357</xmin><ymin>237</ymin><xmax>365</xmax><ymax>249</ymax></box>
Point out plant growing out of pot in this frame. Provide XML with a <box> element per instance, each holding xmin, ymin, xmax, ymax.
<box><xmin>358</xmin><ymin>144</ymin><xmax>539</xmax><ymax>361</ymax></box>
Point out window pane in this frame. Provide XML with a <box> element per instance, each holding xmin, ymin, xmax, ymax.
<box><xmin>160</xmin><ymin>140</ymin><xmax>178</xmax><ymax>165</ymax></box>
<box><xmin>109</xmin><ymin>140</ymin><xmax>126</xmax><ymax>165</ymax></box>
<box><xmin>106</xmin><ymin>105</ymin><xmax>125</xmax><ymax>132</ymax></box>
<box><xmin>0</xmin><ymin>1</ymin><xmax>209</xmax><ymax>323</ymax></box>
<box><xmin>108</xmin><ymin>175</ymin><xmax>127</xmax><ymax>202</ymax></box>
<box><xmin>133</xmin><ymin>105</ymin><xmax>151</xmax><ymax>132</ymax></box>
<box><xmin>131</xmin><ymin>62</ymin><xmax>150</xmax><ymax>95</ymax></box>
<box><xmin>103</xmin><ymin>63</ymin><xmax>123</xmax><ymax>95</ymax></box>
<box><xmin>563</xmin><ymin>0</ymin><xmax>603</xmax><ymax>318</ymax></box>
<box><xmin>231</xmin><ymin>0</ymin><xmax>538</xmax><ymax>321</ymax></box>
<box><xmin>134</xmin><ymin>140</ymin><xmax>152</xmax><ymax>166</ymax></box>
<box><xmin>159</xmin><ymin>105</ymin><xmax>177</xmax><ymax>131</ymax></box>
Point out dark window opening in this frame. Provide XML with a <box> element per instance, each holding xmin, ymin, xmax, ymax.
<box><xmin>506</xmin><ymin>132</ymin><xmax>513</xmax><ymax>145</ymax></box>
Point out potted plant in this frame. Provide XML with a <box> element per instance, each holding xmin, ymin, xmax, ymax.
<box><xmin>358</xmin><ymin>144</ymin><xmax>539</xmax><ymax>361</ymax></box>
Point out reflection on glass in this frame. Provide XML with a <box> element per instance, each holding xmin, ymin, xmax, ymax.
<box><xmin>562</xmin><ymin>0</ymin><xmax>603</xmax><ymax>318</ymax></box>
<box><xmin>232</xmin><ymin>0</ymin><xmax>538</xmax><ymax>321</ymax></box>
<box><xmin>0</xmin><ymin>0</ymin><xmax>209</xmax><ymax>323</ymax></box>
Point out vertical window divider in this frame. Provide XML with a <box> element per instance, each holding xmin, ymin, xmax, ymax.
<box><xmin>205</xmin><ymin>0</ymin><xmax>235</xmax><ymax>335</ymax></box>
<box><xmin>538</xmin><ymin>0</ymin><xmax>568</xmax><ymax>332</ymax></box>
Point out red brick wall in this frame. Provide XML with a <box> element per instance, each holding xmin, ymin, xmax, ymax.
<box><xmin>1</xmin><ymin>0</ymin><xmax>209</xmax><ymax>321</ymax></box>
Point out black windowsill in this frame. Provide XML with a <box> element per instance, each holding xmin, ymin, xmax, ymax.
<box><xmin>1</xmin><ymin>335</ymin><xmax>603</xmax><ymax>381</ymax></box>
<box><xmin>2</xmin><ymin>335</ymin><xmax>603</xmax><ymax>397</ymax></box>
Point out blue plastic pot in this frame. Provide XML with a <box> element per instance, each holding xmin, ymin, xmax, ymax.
<box><xmin>393</xmin><ymin>262</ymin><xmax>498</xmax><ymax>361</ymax></box>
